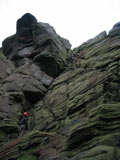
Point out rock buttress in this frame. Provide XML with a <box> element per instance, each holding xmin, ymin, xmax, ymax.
<box><xmin>1</xmin><ymin>14</ymin><xmax>120</xmax><ymax>160</ymax></box>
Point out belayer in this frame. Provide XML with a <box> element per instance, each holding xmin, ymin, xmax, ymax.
<box><xmin>20</xmin><ymin>112</ymin><xmax>28</xmax><ymax>137</ymax></box>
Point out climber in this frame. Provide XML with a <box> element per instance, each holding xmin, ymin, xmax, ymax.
<box><xmin>20</xmin><ymin>112</ymin><xmax>28</xmax><ymax>137</ymax></box>
<box><xmin>68</xmin><ymin>53</ymin><xmax>76</xmax><ymax>64</ymax></box>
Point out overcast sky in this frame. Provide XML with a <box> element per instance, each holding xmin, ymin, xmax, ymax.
<box><xmin>0</xmin><ymin>0</ymin><xmax>120</xmax><ymax>48</ymax></box>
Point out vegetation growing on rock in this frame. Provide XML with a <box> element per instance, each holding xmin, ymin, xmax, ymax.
<box><xmin>0</xmin><ymin>13</ymin><xmax>120</xmax><ymax>160</ymax></box>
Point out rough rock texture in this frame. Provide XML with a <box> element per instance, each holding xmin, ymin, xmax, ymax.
<box><xmin>2</xmin><ymin>13</ymin><xmax>71</xmax><ymax>78</ymax></box>
<box><xmin>0</xmin><ymin>13</ymin><xmax>71</xmax><ymax>149</ymax></box>
<box><xmin>1</xmin><ymin>13</ymin><xmax>120</xmax><ymax>160</ymax></box>
<box><xmin>0</xmin><ymin>49</ymin><xmax>14</xmax><ymax>80</ymax></box>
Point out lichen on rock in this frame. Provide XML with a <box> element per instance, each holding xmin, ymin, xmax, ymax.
<box><xmin>1</xmin><ymin>13</ymin><xmax>120</xmax><ymax>160</ymax></box>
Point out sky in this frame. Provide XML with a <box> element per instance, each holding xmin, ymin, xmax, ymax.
<box><xmin>0</xmin><ymin>0</ymin><xmax>120</xmax><ymax>48</ymax></box>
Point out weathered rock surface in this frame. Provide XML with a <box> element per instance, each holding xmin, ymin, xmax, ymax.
<box><xmin>1</xmin><ymin>13</ymin><xmax>120</xmax><ymax>160</ymax></box>
<box><xmin>0</xmin><ymin>50</ymin><xmax>14</xmax><ymax>80</ymax></box>
<box><xmin>2</xmin><ymin>13</ymin><xmax>71</xmax><ymax>77</ymax></box>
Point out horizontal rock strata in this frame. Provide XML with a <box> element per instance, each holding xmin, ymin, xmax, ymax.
<box><xmin>0</xmin><ymin>14</ymin><xmax>120</xmax><ymax>160</ymax></box>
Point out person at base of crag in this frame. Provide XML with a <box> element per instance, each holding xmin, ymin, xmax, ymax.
<box><xmin>20</xmin><ymin>112</ymin><xmax>28</xmax><ymax>137</ymax></box>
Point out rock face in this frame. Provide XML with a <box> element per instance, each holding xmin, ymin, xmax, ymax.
<box><xmin>2</xmin><ymin>13</ymin><xmax>71</xmax><ymax>77</ymax></box>
<box><xmin>0</xmin><ymin>50</ymin><xmax>14</xmax><ymax>80</ymax></box>
<box><xmin>0</xmin><ymin>13</ymin><xmax>71</xmax><ymax>149</ymax></box>
<box><xmin>0</xmin><ymin>13</ymin><xmax>120</xmax><ymax>160</ymax></box>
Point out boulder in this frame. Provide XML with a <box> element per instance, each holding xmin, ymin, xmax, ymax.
<box><xmin>17</xmin><ymin>13</ymin><xmax>37</xmax><ymax>32</ymax></box>
<box><xmin>1</xmin><ymin>62</ymin><xmax>53</xmax><ymax>104</ymax></box>
<box><xmin>2</xmin><ymin>13</ymin><xmax>71</xmax><ymax>77</ymax></box>
<box><xmin>108</xmin><ymin>21</ymin><xmax>120</xmax><ymax>37</ymax></box>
